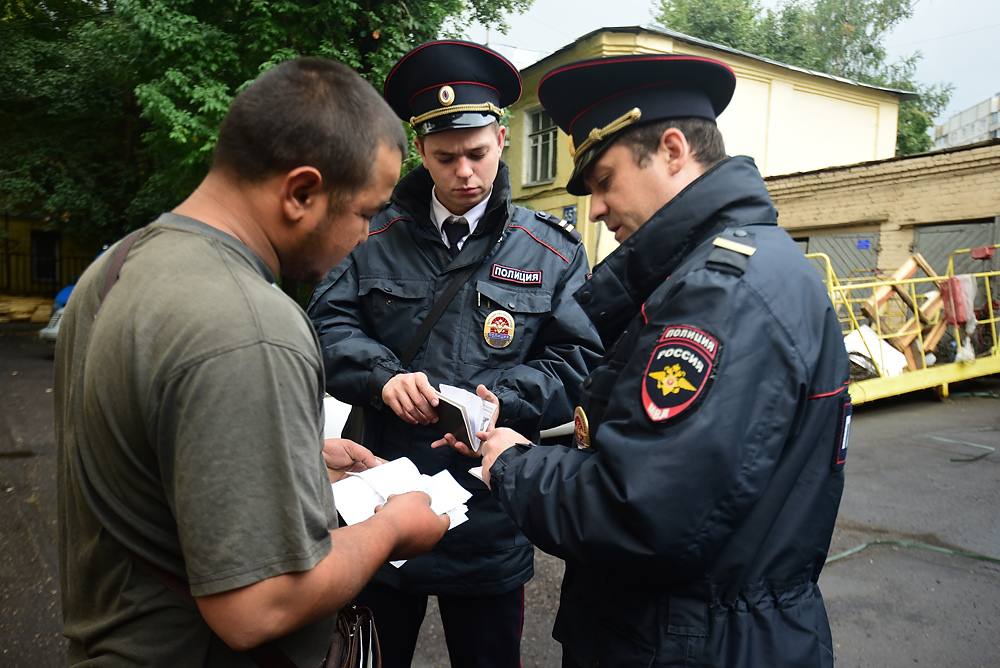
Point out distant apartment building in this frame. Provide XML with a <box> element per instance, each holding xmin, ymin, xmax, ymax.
<box><xmin>934</xmin><ymin>94</ymin><xmax>1000</xmax><ymax>149</ymax></box>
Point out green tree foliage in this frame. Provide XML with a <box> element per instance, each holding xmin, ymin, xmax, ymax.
<box><xmin>654</xmin><ymin>0</ymin><xmax>953</xmax><ymax>156</ymax></box>
<box><xmin>0</xmin><ymin>0</ymin><xmax>532</xmax><ymax>247</ymax></box>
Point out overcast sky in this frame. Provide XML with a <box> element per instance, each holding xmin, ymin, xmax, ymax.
<box><xmin>461</xmin><ymin>0</ymin><xmax>998</xmax><ymax>126</ymax></box>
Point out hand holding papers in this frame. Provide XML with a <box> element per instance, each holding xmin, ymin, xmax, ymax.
<box><xmin>331</xmin><ymin>457</ymin><xmax>472</xmax><ymax>567</ymax></box>
<box><xmin>436</xmin><ymin>384</ymin><xmax>498</xmax><ymax>452</ymax></box>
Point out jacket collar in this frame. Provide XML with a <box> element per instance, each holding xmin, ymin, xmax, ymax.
<box><xmin>575</xmin><ymin>156</ymin><xmax>778</xmax><ymax>343</ymax></box>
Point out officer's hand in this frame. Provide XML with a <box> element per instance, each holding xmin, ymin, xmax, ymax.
<box><xmin>374</xmin><ymin>491</ymin><xmax>450</xmax><ymax>560</ymax></box>
<box><xmin>430</xmin><ymin>385</ymin><xmax>501</xmax><ymax>457</ymax></box>
<box><xmin>478</xmin><ymin>427</ymin><xmax>526</xmax><ymax>488</ymax></box>
<box><xmin>324</xmin><ymin>438</ymin><xmax>384</xmax><ymax>483</ymax></box>
<box><xmin>382</xmin><ymin>372</ymin><xmax>439</xmax><ymax>425</ymax></box>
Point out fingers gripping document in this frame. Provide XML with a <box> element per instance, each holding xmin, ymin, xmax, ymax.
<box><xmin>331</xmin><ymin>457</ymin><xmax>472</xmax><ymax>567</ymax></box>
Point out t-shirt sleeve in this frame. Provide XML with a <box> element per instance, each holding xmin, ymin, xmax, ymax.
<box><xmin>156</xmin><ymin>340</ymin><xmax>334</xmax><ymax>597</ymax></box>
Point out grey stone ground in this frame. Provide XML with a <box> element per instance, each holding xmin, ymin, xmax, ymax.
<box><xmin>2</xmin><ymin>324</ymin><xmax>998</xmax><ymax>667</ymax></box>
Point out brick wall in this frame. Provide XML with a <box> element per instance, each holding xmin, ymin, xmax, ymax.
<box><xmin>766</xmin><ymin>140</ymin><xmax>1000</xmax><ymax>270</ymax></box>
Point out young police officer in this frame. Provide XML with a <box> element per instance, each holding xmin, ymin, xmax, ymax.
<box><xmin>308</xmin><ymin>41</ymin><xmax>603</xmax><ymax>667</ymax></box>
<box><xmin>463</xmin><ymin>54</ymin><xmax>851</xmax><ymax>667</ymax></box>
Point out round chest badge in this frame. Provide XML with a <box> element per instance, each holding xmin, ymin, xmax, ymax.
<box><xmin>438</xmin><ymin>85</ymin><xmax>455</xmax><ymax>107</ymax></box>
<box><xmin>484</xmin><ymin>310</ymin><xmax>515</xmax><ymax>348</ymax></box>
<box><xmin>642</xmin><ymin>326</ymin><xmax>720</xmax><ymax>422</ymax></box>
<box><xmin>573</xmin><ymin>406</ymin><xmax>591</xmax><ymax>449</ymax></box>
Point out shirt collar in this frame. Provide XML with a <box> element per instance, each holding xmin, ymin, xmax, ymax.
<box><xmin>430</xmin><ymin>186</ymin><xmax>491</xmax><ymax>237</ymax></box>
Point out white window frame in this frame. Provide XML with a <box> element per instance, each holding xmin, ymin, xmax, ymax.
<box><xmin>525</xmin><ymin>107</ymin><xmax>558</xmax><ymax>185</ymax></box>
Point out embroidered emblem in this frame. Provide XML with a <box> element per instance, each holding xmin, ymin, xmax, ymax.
<box><xmin>438</xmin><ymin>85</ymin><xmax>455</xmax><ymax>107</ymax></box>
<box><xmin>642</xmin><ymin>326</ymin><xmax>720</xmax><ymax>422</ymax></box>
<box><xmin>573</xmin><ymin>406</ymin><xmax>591</xmax><ymax>449</ymax></box>
<box><xmin>484</xmin><ymin>310</ymin><xmax>515</xmax><ymax>348</ymax></box>
<box><xmin>491</xmin><ymin>264</ymin><xmax>542</xmax><ymax>285</ymax></box>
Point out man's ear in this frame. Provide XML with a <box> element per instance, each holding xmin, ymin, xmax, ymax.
<box><xmin>659</xmin><ymin>127</ymin><xmax>691</xmax><ymax>176</ymax></box>
<box><xmin>414</xmin><ymin>136</ymin><xmax>426</xmax><ymax>161</ymax></box>
<box><xmin>281</xmin><ymin>167</ymin><xmax>324</xmax><ymax>223</ymax></box>
<box><xmin>496</xmin><ymin>125</ymin><xmax>507</xmax><ymax>149</ymax></box>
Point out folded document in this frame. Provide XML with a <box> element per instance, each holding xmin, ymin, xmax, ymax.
<box><xmin>331</xmin><ymin>457</ymin><xmax>472</xmax><ymax>567</ymax></box>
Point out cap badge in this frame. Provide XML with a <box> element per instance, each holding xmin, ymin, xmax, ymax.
<box><xmin>438</xmin><ymin>85</ymin><xmax>455</xmax><ymax>107</ymax></box>
<box><xmin>484</xmin><ymin>310</ymin><xmax>515</xmax><ymax>348</ymax></box>
<box><xmin>573</xmin><ymin>406</ymin><xmax>591</xmax><ymax>449</ymax></box>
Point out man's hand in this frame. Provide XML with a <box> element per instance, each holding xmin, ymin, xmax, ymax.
<box><xmin>477</xmin><ymin>426</ymin><xmax>527</xmax><ymax>488</ymax></box>
<box><xmin>382</xmin><ymin>372</ymin><xmax>439</xmax><ymax>425</ymax></box>
<box><xmin>430</xmin><ymin>384</ymin><xmax>500</xmax><ymax>456</ymax></box>
<box><xmin>374</xmin><ymin>491</ymin><xmax>451</xmax><ymax>560</ymax></box>
<box><xmin>323</xmin><ymin>438</ymin><xmax>383</xmax><ymax>482</ymax></box>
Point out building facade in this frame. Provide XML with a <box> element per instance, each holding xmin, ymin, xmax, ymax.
<box><xmin>504</xmin><ymin>25</ymin><xmax>912</xmax><ymax>264</ymax></box>
<box><xmin>765</xmin><ymin>139</ymin><xmax>1000</xmax><ymax>280</ymax></box>
<box><xmin>934</xmin><ymin>94</ymin><xmax>1000</xmax><ymax>150</ymax></box>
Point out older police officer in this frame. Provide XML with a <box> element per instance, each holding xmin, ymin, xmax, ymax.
<box><xmin>465</xmin><ymin>54</ymin><xmax>851</xmax><ymax>667</ymax></box>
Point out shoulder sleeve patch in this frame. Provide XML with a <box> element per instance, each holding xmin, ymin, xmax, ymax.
<box><xmin>534</xmin><ymin>210</ymin><xmax>582</xmax><ymax>243</ymax></box>
<box><xmin>642</xmin><ymin>325</ymin><xmax>721</xmax><ymax>423</ymax></box>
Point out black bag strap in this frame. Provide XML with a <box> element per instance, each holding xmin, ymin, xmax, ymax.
<box><xmin>398</xmin><ymin>222</ymin><xmax>505</xmax><ymax>368</ymax></box>
<box><xmin>126</xmin><ymin>548</ymin><xmax>299</xmax><ymax>668</ymax></box>
<box><xmin>100</xmin><ymin>228</ymin><xmax>145</xmax><ymax>304</ymax></box>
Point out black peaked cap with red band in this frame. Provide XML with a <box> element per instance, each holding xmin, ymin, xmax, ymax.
<box><xmin>538</xmin><ymin>54</ymin><xmax>736</xmax><ymax>196</ymax></box>
<box><xmin>384</xmin><ymin>40</ymin><xmax>522</xmax><ymax>136</ymax></box>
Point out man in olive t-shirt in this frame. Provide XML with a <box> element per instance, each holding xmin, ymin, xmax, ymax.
<box><xmin>54</xmin><ymin>58</ymin><xmax>450</xmax><ymax>666</ymax></box>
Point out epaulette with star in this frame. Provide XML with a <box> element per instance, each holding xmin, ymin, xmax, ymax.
<box><xmin>534</xmin><ymin>210</ymin><xmax>582</xmax><ymax>243</ymax></box>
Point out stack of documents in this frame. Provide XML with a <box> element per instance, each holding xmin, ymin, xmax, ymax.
<box><xmin>331</xmin><ymin>457</ymin><xmax>472</xmax><ymax>566</ymax></box>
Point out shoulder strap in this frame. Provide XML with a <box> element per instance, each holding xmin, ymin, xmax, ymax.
<box><xmin>100</xmin><ymin>228</ymin><xmax>145</xmax><ymax>304</ymax></box>
<box><xmin>398</xmin><ymin>222</ymin><xmax>505</xmax><ymax>368</ymax></box>
<box><xmin>533</xmin><ymin>210</ymin><xmax>582</xmax><ymax>243</ymax></box>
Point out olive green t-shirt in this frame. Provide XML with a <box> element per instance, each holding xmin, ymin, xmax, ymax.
<box><xmin>55</xmin><ymin>214</ymin><xmax>337</xmax><ymax>666</ymax></box>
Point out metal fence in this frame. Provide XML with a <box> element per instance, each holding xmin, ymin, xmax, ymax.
<box><xmin>0</xmin><ymin>253</ymin><xmax>93</xmax><ymax>297</ymax></box>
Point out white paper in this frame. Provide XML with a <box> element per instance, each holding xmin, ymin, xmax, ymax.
<box><xmin>439</xmin><ymin>384</ymin><xmax>498</xmax><ymax>449</ymax></box>
<box><xmin>331</xmin><ymin>457</ymin><xmax>472</xmax><ymax>567</ymax></box>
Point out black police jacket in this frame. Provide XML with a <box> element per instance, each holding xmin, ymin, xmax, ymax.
<box><xmin>489</xmin><ymin>156</ymin><xmax>850</xmax><ymax>666</ymax></box>
<box><xmin>308</xmin><ymin>162</ymin><xmax>603</xmax><ymax>596</ymax></box>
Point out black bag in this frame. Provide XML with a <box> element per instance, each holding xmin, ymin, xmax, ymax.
<box><xmin>325</xmin><ymin>605</ymin><xmax>381</xmax><ymax>668</ymax></box>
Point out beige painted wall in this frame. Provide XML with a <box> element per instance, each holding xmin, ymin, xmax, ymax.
<box><xmin>765</xmin><ymin>141</ymin><xmax>1000</xmax><ymax>272</ymax></box>
<box><xmin>507</xmin><ymin>27</ymin><xmax>904</xmax><ymax>266</ymax></box>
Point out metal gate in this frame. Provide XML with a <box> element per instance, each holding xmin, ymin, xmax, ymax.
<box><xmin>914</xmin><ymin>218</ymin><xmax>1000</xmax><ymax>306</ymax></box>
<box><xmin>807</xmin><ymin>232</ymin><xmax>880</xmax><ymax>282</ymax></box>
<box><xmin>913</xmin><ymin>219</ymin><xmax>1000</xmax><ymax>275</ymax></box>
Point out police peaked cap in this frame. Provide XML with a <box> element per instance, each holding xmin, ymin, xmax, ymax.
<box><xmin>538</xmin><ymin>54</ymin><xmax>736</xmax><ymax>195</ymax></box>
<box><xmin>384</xmin><ymin>40</ymin><xmax>522</xmax><ymax>136</ymax></box>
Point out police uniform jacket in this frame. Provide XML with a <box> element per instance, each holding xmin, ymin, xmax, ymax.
<box><xmin>489</xmin><ymin>156</ymin><xmax>850</xmax><ymax>666</ymax></box>
<box><xmin>308</xmin><ymin>162</ymin><xmax>603</xmax><ymax>596</ymax></box>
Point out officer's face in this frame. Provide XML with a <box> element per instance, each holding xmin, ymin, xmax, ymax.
<box><xmin>584</xmin><ymin>142</ymin><xmax>676</xmax><ymax>243</ymax></box>
<box><xmin>283</xmin><ymin>141</ymin><xmax>401</xmax><ymax>283</ymax></box>
<box><xmin>584</xmin><ymin>129</ymin><xmax>695</xmax><ymax>243</ymax></box>
<box><xmin>417</xmin><ymin>124</ymin><xmax>505</xmax><ymax>215</ymax></box>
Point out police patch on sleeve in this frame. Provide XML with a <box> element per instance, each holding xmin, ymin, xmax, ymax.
<box><xmin>642</xmin><ymin>326</ymin><xmax>720</xmax><ymax>422</ymax></box>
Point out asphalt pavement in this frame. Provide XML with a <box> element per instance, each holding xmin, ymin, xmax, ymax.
<box><xmin>1</xmin><ymin>324</ymin><xmax>998</xmax><ymax>667</ymax></box>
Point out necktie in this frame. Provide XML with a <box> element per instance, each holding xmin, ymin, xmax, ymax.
<box><xmin>442</xmin><ymin>215</ymin><xmax>470</xmax><ymax>258</ymax></box>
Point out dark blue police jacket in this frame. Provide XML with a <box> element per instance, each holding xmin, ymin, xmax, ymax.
<box><xmin>490</xmin><ymin>156</ymin><xmax>850</xmax><ymax>666</ymax></box>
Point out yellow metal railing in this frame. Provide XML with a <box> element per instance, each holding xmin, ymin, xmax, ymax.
<box><xmin>806</xmin><ymin>251</ymin><xmax>1000</xmax><ymax>404</ymax></box>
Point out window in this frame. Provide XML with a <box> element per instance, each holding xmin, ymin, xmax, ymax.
<box><xmin>527</xmin><ymin>108</ymin><xmax>558</xmax><ymax>183</ymax></box>
<box><xmin>31</xmin><ymin>230</ymin><xmax>59</xmax><ymax>283</ymax></box>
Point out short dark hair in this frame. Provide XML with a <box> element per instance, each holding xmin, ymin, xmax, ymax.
<box><xmin>212</xmin><ymin>57</ymin><xmax>406</xmax><ymax>199</ymax></box>
<box><xmin>615</xmin><ymin>117</ymin><xmax>727</xmax><ymax>169</ymax></box>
